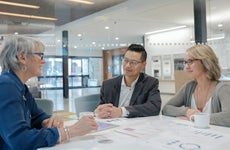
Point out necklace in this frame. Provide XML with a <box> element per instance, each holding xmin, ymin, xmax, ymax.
<box><xmin>195</xmin><ymin>81</ymin><xmax>213</xmax><ymax>112</ymax></box>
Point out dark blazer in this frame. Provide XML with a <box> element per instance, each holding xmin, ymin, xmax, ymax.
<box><xmin>100</xmin><ymin>72</ymin><xmax>161</xmax><ymax>118</ymax></box>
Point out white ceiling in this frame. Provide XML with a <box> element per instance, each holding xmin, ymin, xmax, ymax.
<box><xmin>1</xmin><ymin>0</ymin><xmax>230</xmax><ymax>51</ymax></box>
<box><xmin>42</xmin><ymin>0</ymin><xmax>194</xmax><ymax>51</ymax></box>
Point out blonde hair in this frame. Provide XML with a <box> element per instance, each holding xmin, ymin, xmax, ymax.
<box><xmin>186</xmin><ymin>44</ymin><xmax>221</xmax><ymax>80</ymax></box>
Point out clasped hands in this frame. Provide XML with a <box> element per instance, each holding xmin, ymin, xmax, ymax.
<box><xmin>94</xmin><ymin>103</ymin><xmax>122</xmax><ymax>119</ymax></box>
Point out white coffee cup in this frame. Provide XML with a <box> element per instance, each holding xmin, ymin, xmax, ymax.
<box><xmin>190</xmin><ymin>113</ymin><xmax>210</xmax><ymax>129</ymax></box>
<box><xmin>79</xmin><ymin>111</ymin><xmax>94</xmax><ymax>119</ymax></box>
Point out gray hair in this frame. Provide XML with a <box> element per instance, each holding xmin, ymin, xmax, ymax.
<box><xmin>0</xmin><ymin>35</ymin><xmax>45</xmax><ymax>71</ymax></box>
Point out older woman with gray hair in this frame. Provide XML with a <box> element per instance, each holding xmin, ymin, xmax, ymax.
<box><xmin>162</xmin><ymin>44</ymin><xmax>230</xmax><ymax>127</ymax></box>
<box><xmin>0</xmin><ymin>36</ymin><xmax>97</xmax><ymax>150</ymax></box>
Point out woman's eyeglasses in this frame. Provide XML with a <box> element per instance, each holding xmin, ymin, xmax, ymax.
<box><xmin>183</xmin><ymin>59</ymin><xmax>199</xmax><ymax>66</ymax></box>
<box><xmin>33</xmin><ymin>52</ymin><xmax>44</xmax><ymax>60</ymax></box>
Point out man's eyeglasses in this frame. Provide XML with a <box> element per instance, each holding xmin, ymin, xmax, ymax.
<box><xmin>122</xmin><ymin>59</ymin><xmax>142</xmax><ymax>67</ymax></box>
<box><xmin>33</xmin><ymin>52</ymin><xmax>44</xmax><ymax>60</ymax></box>
<box><xmin>183</xmin><ymin>59</ymin><xmax>199</xmax><ymax>66</ymax></box>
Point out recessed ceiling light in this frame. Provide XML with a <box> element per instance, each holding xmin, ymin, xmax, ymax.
<box><xmin>218</xmin><ymin>23</ymin><xmax>223</xmax><ymax>27</ymax></box>
<box><xmin>115</xmin><ymin>37</ymin><xmax>119</xmax><ymax>40</ymax></box>
<box><xmin>105</xmin><ymin>26</ymin><xmax>110</xmax><ymax>30</ymax></box>
<box><xmin>77</xmin><ymin>33</ymin><xmax>82</xmax><ymax>37</ymax></box>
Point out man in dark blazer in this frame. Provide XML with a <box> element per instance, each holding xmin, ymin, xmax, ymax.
<box><xmin>95</xmin><ymin>44</ymin><xmax>161</xmax><ymax>118</ymax></box>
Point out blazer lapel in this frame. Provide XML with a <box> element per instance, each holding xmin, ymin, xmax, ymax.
<box><xmin>129</xmin><ymin>81</ymin><xmax>143</xmax><ymax>105</ymax></box>
<box><xmin>129</xmin><ymin>73</ymin><xmax>144</xmax><ymax>105</ymax></box>
<box><xmin>113</xmin><ymin>76</ymin><xmax>122</xmax><ymax>107</ymax></box>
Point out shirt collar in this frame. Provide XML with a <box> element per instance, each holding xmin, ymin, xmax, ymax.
<box><xmin>2</xmin><ymin>70</ymin><xmax>26</xmax><ymax>93</ymax></box>
<box><xmin>121</xmin><ymin>75</ymin><xmax>139</xmax><ymax>89</ymax></box>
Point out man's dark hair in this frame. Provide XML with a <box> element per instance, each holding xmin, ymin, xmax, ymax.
<box><xmin>127</xmin><ymin>44</ymin><xmax>147</xmax><ymax>62</ymax></box>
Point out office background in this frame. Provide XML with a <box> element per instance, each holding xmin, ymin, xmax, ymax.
<box><xmin>0</xmin><ymin>0</ymin><xmax>229</xmax><ymax>98</ymax></box>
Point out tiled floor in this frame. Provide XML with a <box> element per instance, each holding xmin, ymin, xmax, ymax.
<box><xmin>40</xmin><ymin>88</ymin><xmax>174</xmax><ymax>119</ymax></box>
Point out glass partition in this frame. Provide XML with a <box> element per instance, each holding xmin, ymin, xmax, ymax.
<box><xmin>39</xmin><ymin>57</ymin><xmax>63</xmax><ymax>89</ymax></box>
<box><xmin>38</xmin><ymin>56</ymin><xmax>102</xmax><ymax>89</ymax></box>
<box><xmin>207</xmin><ymin>0</ymin><xmax>230</xmax><ymax>80</ymax></box>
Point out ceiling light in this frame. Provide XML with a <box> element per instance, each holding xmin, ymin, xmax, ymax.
<box><xmin>0</xmin><ymin>11</ymin><xmax>57</xmax><ymax>21</ymax></box>
<box><xmin>105</xmin><ymin>26</ymin><xmax>109</xmax><ymax>30</ymax></box>
<box><xmin>77</xmin><ymin>34</ymin><xmax>82</xmax><ymax>37</ymax></box>
<box><xmin>207</xmin><ymin>36</ymin><xmax>224</xmax><ymax>41</ymax></box>
<box><xmin>115</xmin><ymin>37</ymin><xmax>119</xmax><ymax>40</ymax></box>
<box><xmin>190</xmin><ymin>34</ymin><xmax>225</xmax><ymax>43</ymax></box>
<box><xmin>145</xmin><ymin>25</ymin><xmax>187</xmax><ymax>35</ymax></box>
<box><xmin>0</xmin><ymin>1</ymin><xmax>40</xmax><ymax>9</ymax></box>
<box><xmin>69</xmin><ymin>0</ymin><xmax>94</xmax><ymax>5</ymax></box>
<box><xmin>218</xmin><ymin>23</ymin><xmax>223</xmax><ymax>27</ymax></box>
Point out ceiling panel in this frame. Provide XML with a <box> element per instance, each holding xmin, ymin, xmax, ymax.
<box><xmin>1</xmin><ymin>0</ymin><xmax>230</xmax><ymax>51</ymax></box>
<box><xmin>0</xmin><ymin>0</ymin><xmax>127</xmax><ymax>34</ymax></box>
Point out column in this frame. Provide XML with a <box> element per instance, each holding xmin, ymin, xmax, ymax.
<box><xmin>62</xmin><ymin>30</ymin><xmax>69</xmax><ymax>98</ymax></box>
<box><xmin>194</xmin><ymin>0</ymin><xmax>207</xmax><ymax>44</ymax></box>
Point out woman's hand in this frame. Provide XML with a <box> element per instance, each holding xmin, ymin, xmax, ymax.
<box><xmin>69</xmin><ymin>116</ymin><xmax>98</xmax><ymax>136</ymax></box>
<box><xmin>186</xmin><ymin>108</ymin><xmax>201</xmax><ymax>119</ymax></box>
<box><xmin>42</xmin><ymin>115</ymin><xmax>64</xmax><ymax>128</ymax></box>
<box><xmin>176</xmin><ymin>116</ymin><xmax>189</xmax><ymax>120</ymax></box>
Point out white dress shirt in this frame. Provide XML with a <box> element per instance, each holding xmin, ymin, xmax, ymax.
<box><xmin>119</xmin><ymin>75</ymin><xmax>139</xmax><ymax>117</ymax></box>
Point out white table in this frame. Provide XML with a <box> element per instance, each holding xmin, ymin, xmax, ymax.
<box><xmin>40</xmin><ymin>115</ymin><xmax>230</xmax><ymax>150</ymax></box>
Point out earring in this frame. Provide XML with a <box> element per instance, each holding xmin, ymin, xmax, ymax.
<box><xmin>21</xmin><ymin>65</ymin><xmax>27</xmax><ymax>72</ymax></box>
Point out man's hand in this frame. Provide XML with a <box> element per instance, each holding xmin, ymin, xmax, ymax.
<box><xmin>94</xmin><ymin>104</ymin><xmax>122</xmax><ymax>119</ymax></box>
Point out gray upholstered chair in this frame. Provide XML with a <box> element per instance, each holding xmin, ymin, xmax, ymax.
<box><xmin>35</xmin><ymin>98</ymin><xmax>54</xmax><ymax>115</ymax></box>
<box><xmin>74</xmin><ymin>94</ymin><xmax>100</xmax><ymax>117</ymax></box>
<box><xmin>29</xmin><ymin>86</ymin><xmax>42</xmax><ymax>98</ymax></box>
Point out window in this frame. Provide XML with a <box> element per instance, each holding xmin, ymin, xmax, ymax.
<box><xmin>39</xmin><ymin>56</ymin><xmax>102</xmax><ymax>89</ymax></box>
<box><xmin>112</xmin><ymin>55</ymin><xmax>124</xmax><ymax>77</ymax></box>
<box><xmin>39</xmin><ymin>57</ymin><xmax>63</xmax><ymax>89</ymax></box>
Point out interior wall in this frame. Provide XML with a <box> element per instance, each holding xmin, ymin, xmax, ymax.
<box><xmin>144</xmin><ymin>27</ymin><xmax>194</xmax><ymax>94</ymax></box>
<box><xmin>144</xmin><ymin>26</ymin><xmax>230</xmax><ymax>94</ymax></box>
<box><xmin>145</xmin><ymin>27</ymin><xmax>193</xmax><ymax>75</ymax></box>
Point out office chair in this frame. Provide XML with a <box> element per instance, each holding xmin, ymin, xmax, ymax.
<box><xmin>35</xmin><ymin>98</ymin><xmax>54</xmax><ymax>115</ymax></box>
<box><xmin>74</xmin><ymin>94</ymin><xmax>100</xmax><ymax>117</ymax></box>
<box><xmin>29</xmin><ymin>86</ymin><xmax>42</xmax><ymax>98</ymax></box>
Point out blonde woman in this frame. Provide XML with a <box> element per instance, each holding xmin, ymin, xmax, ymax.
<box><xmin>162</xmin><ymin>44</ymin><xmax>230</xmax><ymax>127</ymax></box>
